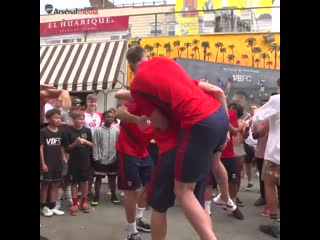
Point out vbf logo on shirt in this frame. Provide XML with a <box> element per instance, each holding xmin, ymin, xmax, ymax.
<box><xmin>46</xmin><ymin>138</ymin><xmax>61</xmax><ymax>145</ymax></box>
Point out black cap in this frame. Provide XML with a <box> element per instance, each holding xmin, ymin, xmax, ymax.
<box><xmin>71</xmin><ymin>97</ymin><xmax>82</xmax><ymax>106</ymax></box>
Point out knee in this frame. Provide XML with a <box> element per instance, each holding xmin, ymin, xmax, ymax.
<box><xmin>174</xmin><ymin>181</ymin><xmax>194</xmax><ymax>199</ymax></box>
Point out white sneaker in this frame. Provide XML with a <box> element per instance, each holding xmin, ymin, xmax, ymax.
<box><xmin>51</xmin><ymin>208</ymin><xmax>65</xmax><ymax>216</ymax></box>
<box><xmin>41</xmin><ymin>207</ymin><xmax>53</xmax><ymax>217</ymax></box>
<box><xmin>213</xmin><ymin>194</ymin><xmax>237</xmax><ymax>212</ymax></box>
<box><xmin>120</xmin><ymin>192</ymin><xmax>125</xmax><ymax>197</ymax></box>
<box><xmin>106</xmin><ymin>191</ymin><xmax>112</xmax><ymax>196</ymax></box>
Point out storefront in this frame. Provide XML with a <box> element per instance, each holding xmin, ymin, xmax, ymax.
<box><xmin>40</xmin><ymin>16</ymin><xmax>129</xmax><ymax>111</ymax></box>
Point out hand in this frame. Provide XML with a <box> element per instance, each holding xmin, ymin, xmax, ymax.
<box><xmin>137</xmin><ymin>115</ymin><xmax>151</xmax><ymax>130</ymax></box>
<box><xmin>115</xmin><ymin>105</ymin><xmax>127</xmax><ymax>119</ymax></box>
<box><xmin>78</xmin><ymin>137</ymin><xmax>85</xmax><ymax>144</ymax></box>
<box><xmin>42</xmin><ymin>164</ymin><xmax>48</xmax><ymax>173</ymax></box>
<box><xmin>40</xmin><ymin>84</ymin><xmax>56</xmax><ymax>90</ymax></box>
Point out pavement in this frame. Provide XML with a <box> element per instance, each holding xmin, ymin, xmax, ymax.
<box><xmin>40</xmin><ymin>175</ymin><xmax>278</xmax><ymax>240</ymax></box>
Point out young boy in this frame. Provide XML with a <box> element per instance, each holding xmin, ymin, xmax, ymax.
<box><xmin>63</xmin><ymin>110</ymin><xmax>94</xmax><ymax>216</ymax></box>
<box><xmin>92</xmin><ymin>110</ymin><xmax>120</xmax><ymax>206</ymax></box>
<box><xmin>40</xmin><ymin>109</ymin><xmax>66</xmax><ymax>217</ymax></box>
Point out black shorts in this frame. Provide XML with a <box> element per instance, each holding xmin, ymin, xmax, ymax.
<box><xmin>118</xmin><ymin>153</ymin><xmax>154</xmax><ymax>191</ymax></box>
<box><xmin>148</xmin><ymin>143</ymin><xmax>159</xmax><ymax>166</ymax></box>
<box><xmin>221</xmin><ymin>158</ymin><xmax>237</xmax><ymax>183</ymax></box>
<box><xmin>69</xmin><ymin>168</ymin><xmax>90</xmax><ymax>183</ymax></box>
<box><xmin>244</xmin><ymin>143</ymin><xmax>255</xmax><ymax>163</ymax></box>
<box><xmin>92</xmin><ymin>160</ymin><xmax>118</xmax><ymax>177</ymax></box>
<box><xmin>40</xmin><ymin>170</ymin><xmax>62</xmax><ymax>182</ymax></box>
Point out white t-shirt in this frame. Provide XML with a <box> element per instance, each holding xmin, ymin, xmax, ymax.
<box><xmin>253</xmin><ymin>94</ymin><xmax>280</xmax><ymax>165</ymax></box>
<box><xmin>83</xmin><ymin>111</ymin><xmax>103</xmax><ymax>131</ymax></box>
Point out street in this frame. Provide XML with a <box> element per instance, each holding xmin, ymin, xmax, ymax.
<box><xmin>40</xmin><ymin>176</ymin><xmax>275</xmax><ymax>240</ymax></box>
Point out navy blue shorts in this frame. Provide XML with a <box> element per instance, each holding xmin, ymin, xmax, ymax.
<box><xmin>117</xmin><ymin>152</ymin><xmax>154</xmax><ymax>191</ymax></box>
<box><xmin>175</xmin><ymin>106</ymin><xmax>229</xmax><ymax>183</ymax></box>
<box><xmin>147</xmin><ymin>148</ymin><xmax>176</xmax><ymax>213</ymax></box>
<box><xmin>147</xmin><ymin>148</ymin><xmax>208</xmax><ymax>213</ymax></box>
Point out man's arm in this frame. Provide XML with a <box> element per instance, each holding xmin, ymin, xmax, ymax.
<box><xmin>197</xmin><ymin>81</ymin><xmax>228</xmax><ymax>113</ymax></box>
<box><xmin>253</xmin><ymin>96</ymin><xmax>280</xmax><ymax>125</ymax></box>
<box><xmin>115</xmin><ymin>90</ymin><xmax>134</xmax><ymax>101</ymax></box>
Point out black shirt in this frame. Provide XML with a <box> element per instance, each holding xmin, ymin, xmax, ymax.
<box><xmin>40</xmin><ymin>127</ymin><xmax>63</xmax><ymax>172</ymax></box>
<box><xmin>63</xmin><ymin>126</ymin><xmax>92</xmax><ymax>170</ymax></box>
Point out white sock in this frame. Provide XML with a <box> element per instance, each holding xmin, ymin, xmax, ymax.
<box><xmin>126</xmin><ymin>222</ymin><xmax>138</xmax><ymax>235</ymax></box>
<box><xmin>205</xmin><ymin>201</ymin><xmax>212</xmax><ymax>215</ymax></box>
<box><xmin>136</xmin><ymin>207</ymin><xmax>145</xmax><ymax>219</ymax></box>
<box><xmin>58</xmin><ymin>188</ymin><xmax>64</xmax><ymax>200</ymax></box>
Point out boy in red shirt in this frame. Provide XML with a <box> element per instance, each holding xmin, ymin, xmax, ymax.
<box><xmin>116</xmin><ymin>100</ymin><xmax>154</xmax><ymax>240</ymax></box>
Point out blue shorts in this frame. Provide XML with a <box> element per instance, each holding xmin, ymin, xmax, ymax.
<box><xmin>117</xmin><ymin>152</ymin><xmax>154</xmax><ymax>191</ymax></box>
<box><xmin>147</xmin><ymin>148</ymin><xmax>207</xmax><ymax>213</ymax></box>
<box><xmin>175</xmin><ymin>106</ymin><xmax>229</xmax><ymax>183</ymax></box>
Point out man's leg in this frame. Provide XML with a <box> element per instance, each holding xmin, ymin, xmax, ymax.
<box><xmin>151</xmin><ymin>209</ymin><xmax>167</xmax><ymax>240</ymax></box>
<box><xmin>244</xmin><ymin>144</ymin><xmax>254</xmax><ymax>190</ymax></box>
<box><xmin>255</xmin><ymin>158</ymin><xmax>266</xmax><ymax>206</ymax></box>
<box><xmin>92</xmin><ymin>176</ymin><xmax>102</xmax><ymax>206</ymax></box>
<box><xmin>264</xmin><ymin>161</ymin><xmax>279</xmax><ymax>220</ymax></box>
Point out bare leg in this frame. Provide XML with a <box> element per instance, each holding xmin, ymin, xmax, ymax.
<box><xmin>49</xmin><ymin>182</ymin><xmax>59</xmax><ymax>205</ymax></box>
<box><xmin>174</xmin><ymin>180</ymin><xmax>216</xmax><ymax>240</ymax></box>
<box><xmin>151</xmin><ymin>209</ymin><xmax>167</xmax><ymax>240</ymax></box>
<box><xmin>124</xmin><ymin>190</ymin><xmax>139</xmax><ymax>223</ymax></box>
<box><xmin>245</xmin><ymin>162</ymin><xmax>252</xmax><ymax>184</ymax></box>
<box><xmin>211</xmin><ymin>152</ymin><xmax>230</xmax><ymax>202</ymax></box>
<box><xmin>204</xmin><ymin>185</ymin><xmax>213</xmax><ymax>216</ymax></box>
<box><xmin>264</xmin><ymin>174</ymin><xmax>278</xmax><ymax>216</ymax></box>
<box><xmin>40</xmin><ymin>182</ymin><xmax>49</xmax><ymax>206</ymax></box>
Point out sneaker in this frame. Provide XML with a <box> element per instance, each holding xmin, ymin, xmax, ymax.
<box><xmin>81</xmin><ymin>202</ymin><xmax>91</xmax><ymax>213</ymax></box>
<box><xmin>232</xmin><ymin>207</ymin><xmax>244</xmax><ymax>220</ymax></box>
<box><xmin>254</xmin><ymin>197</ymin><xmax>266</xmax><ymax>206</ymax></box>
<box><xmin>136</xmin><ymin>217</ymin><xmax>151</xmax><ymax>232</ymax></box>
<box><xmin>70</xmin><ymin>205</ymin><xmax>79</xmax><ymax>216</ymax></box>
<box><xmin>259</xmin><ymin>224</ymin><xmax>280</xmax><ymax>238</ymax></box>
<box><xmin>246</xmin><ymin>182</ymin><xmax>254</xmax><ymax>191</ymax></box>
<box><xmin>51</xmin><ymin>208</ymin><xmax>65</xmax><ymax>216</ymax></box>
<box><xmin>91</xmin><ymin>201</ymin><xmax>99</xmax><ymax>206</ymax></box>
<box><xmin>125</xmin><ymin>232</ymin><xmax>142</xmax><ymax>240</ymax></box>
<box><xmin>259</xmin><ymin>207</ymin><xmax>271</xmax><ymax>217</ymax></box>
<box><xmin>111</xmin><ymin>194</ymin><xmax>120</xmax><ymax>205</ymax></box>
<box><xmin>235</xmin><ymin>198</ymin><xmax>245</xmax><ymax>207</ymax></box>
<box><xmin>106</xmin><ymin>191</ymin><xmax>112</xmax><ymax>196</ymax></box>
<box><xmin>213</xmin><ymin>194</ymin><xmax>237</xmax><ymax>212</ymax></box>
<box><xmin>41</xmin><ymin>207</ymin><xmax>53</xmax><ymax>217</ymax></box>
<box><xmin>120</xmin><ymin>191</ymin><xmax>125</xmax><ymax>197</ymax></box>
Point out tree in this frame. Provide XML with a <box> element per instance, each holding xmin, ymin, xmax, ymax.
<box><xmin>192</xmin><ymin>39</ymin><xmax>200</xmax><ymax>59</ymax></box>
<box><xmin>184</xmin><ymin>42</ymin><xmax>192</xmax><ymax>58</ymax></box>
<box><xmin>163</xmin><ymin>42</ymin><xmax>172</xmax><ymax>57</ymax></box>
<box><xmin>150</xmin><ymin>52</ymin><xmax>156</xmax><ymax>57</ymax></box>
<box><xmin>190</xmin><ymin>53</ymin><xmax>195</xmax><ymax>59</ymax></box>
<box><xmin>201</xmin><ymin>41</ymin><xmax>210</xmax><ymax>60</ymax></box>
<box><xmin>227</xmin><ymin>54</ymin><xmax>235</xmax><ymax>64</ymax></box>
<box><xmin>236</xmin><ymin>60</ymin><xmax>240</xmax><ymax>65</ymax></box>
<box><xmin>269</xmin><ymin>43</ymin><xmax>280</xmax><ymax>69</ymax></box>
<box><xmin>179</xmin><ymin>46</ymin><xmax>186</xmax><ymax>57</ymax></box>
<box><xmin>167</xmin><ymin>48</ymin><xmax>173</xmax><ymax>57</ymax></box>
<box><xmin>252</xmin><ymin>47</ymin><xmax>262</xmax><ymax>66</ymax></box>
<box><xmin>192</xmin><ymin>46</ymin><xmax>199</xmax><ymax>59</ymax></box>
<box><xmin>255</xmin><ymin>58</ymin><xmax>261</xmax><ymax>68</ymax></box>
<box><xmin>228</xmin><ymin>44</ymin><xmax>235</xmax><ymax>63</ymax></box>
<box><xmin>173</xmin><ymin>40</ymin><xmax>181</xmax><ymax>57</ymax></box>
<box><xmin>245</xmin><ymin>37</ymin><xmax>257</xmax><ymax>67</ymax></box>
<box><xmin>266</xmin><ymin>60</ymin><xmax>273</xmax><ymax>69</ymax></box>
<box><xmin>214</xmin><ymin>42</ymin><xmax>223</xmax><ymax>62</ymax></box>
<box><xmin>220</xmin><ymin>47</ymin><xmax>227</xmax><ymax>63</ymax></box>
<box><xmin>241</xmin><ymin>54</ymin><xmax>249</xmax><ymax>66</ymax></box>
<box><xmin>206</xmin><ymin>52</ymin><xmax>212</xmax><ymax>61</ymax></box>
<box><xmin>144</xmin><ymin>44</ymin><xmax>154</xmax><ymax>54</ymax></box>
<box><xmin>153</xmin><ymin>42</ymin><xmax>161</xmax><ymax>56</ymax></box>
<box><xmin>259</xmin><ymin>52</ymin><xmax>270</xmax><ymax>68</ymax></box>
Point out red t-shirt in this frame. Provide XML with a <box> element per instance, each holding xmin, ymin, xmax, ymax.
<box><xmin>116</xmin><ymin>100</ymin><xmax>153</xmax><ymax>158</ymax></box>
<box><xmin>130</xmin><ymin>57</ymin><xmax>221</xmax><ymax>128</ymax></box>
<box><xmin>153</xmin><ymin>123</ymin><xmax>179</xmax><ymax>155</ymax></box>
<box><xmin>221</xmin><ymin>109</ymin><xmax>238</xmax><ymax>158</ymax></box>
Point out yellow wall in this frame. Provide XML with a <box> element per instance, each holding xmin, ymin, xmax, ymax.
<box><xmin>128</xmin><ymin>32</ymin><xmax>280</xmax><ymax>84</ymax></box>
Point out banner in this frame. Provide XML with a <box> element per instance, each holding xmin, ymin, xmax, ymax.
<box><xmin>175</xmin><ymin>0</ymin><xmax>199</xmax><ymax>35</ymax></box>
<box><xmin>40</xmin><ymin>16</ymin><xmax>129</xmax><ymax>36</ymax></box>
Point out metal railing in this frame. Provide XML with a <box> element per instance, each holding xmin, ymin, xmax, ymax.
<box><xmin>127</xmin><ymin>6</ymin><xmax>279</xmax><ymax>38</ymax></box>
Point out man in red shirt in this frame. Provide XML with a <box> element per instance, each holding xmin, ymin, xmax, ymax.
<box><xmin>116</xmin><ymin>100</ymin><xmax>154</xmax><ymax>240</ymax></box>
<box><xmin>126</xmin><ymin>46</ymin><xmax>229</xmax><ymax>240</ymax></box>
<box><xmin>209</xmin><ymin>108</ymin><xmax>244</xmax><ymax>220</ymax></box>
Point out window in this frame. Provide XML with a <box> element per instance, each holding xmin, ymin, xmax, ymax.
<box><xmin>62</xmin><ymin>38</ymin><xmax>82</xmax><ymax>43</ymax></box>
<box><xmin>168</xmin><ymin>22</ymin><xmax>175</xmax><ymax>36</ymax></box>
<box><xmin>111</xmin><ymin>35</ymin><xmax>120</xmax><ymax>40</ymax></box>
<box><xmin>41</xmin><ymin>39</ymin><xmax>61</xmax><ymax>45</ymax></box>
<box><xmin>150</xmin><ymin>23</ymin><xmax>162</xmax><ymax>34</ymax></box>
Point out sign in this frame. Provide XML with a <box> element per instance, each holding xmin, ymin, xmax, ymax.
<box><xmin>175</xmin><ymin>0</ymin><xmax>199</xmax><ymax>35</ymax></box>
<box><xmin>40</xmin><ymin>16</ymin><xmax>129</xmax><ymax>36</ymax></box>
<box><xmin>175</xmin><ymin>58</ymin><xmax>280</xmax><ymax>106</ymax></box>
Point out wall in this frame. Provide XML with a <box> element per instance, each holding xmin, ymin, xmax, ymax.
<box><xmin>128</xmin><ymin>32</ymin><xmax>280</xmax><ymax>83</ymax></box>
